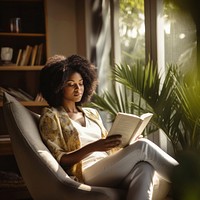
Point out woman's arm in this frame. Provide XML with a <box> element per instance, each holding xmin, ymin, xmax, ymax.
<box><xmin>60</xmin><ymin>135</ymin><xmax>122</xmax><ymax>169</ymax></box>
<box><xmin>40</xmin><ymin>107</ymin><xmax>121</xmax><ymax>170</ymax></box>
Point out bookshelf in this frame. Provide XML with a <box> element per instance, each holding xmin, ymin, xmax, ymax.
<box><xmin>0</xmin><ymin>0</ymin><xmax>47</xmax><ymax>145</ymax></box>
<box><xmin>0</xmin><ymin>1</ymin><xmax>48</xmax><ymax>197</ymax></box>
<box><xmin>0</xmin><ymin>0</ymin><xmax>83</xmax><ymax>198</ymax></box>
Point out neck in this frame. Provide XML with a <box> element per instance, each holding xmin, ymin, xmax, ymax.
<box><xmin>62</xmin><ymin>101</ymin><xmax>79</xmax><ymax>113</ymax></box>
<box><xmin>63</xmin><ymin>105</ymin><xmax>79</xmax><ymax>113</ymax></box>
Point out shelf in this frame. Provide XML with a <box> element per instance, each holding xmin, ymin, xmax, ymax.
<box><xmin>0</xmin><ymin>135</ymin><xmax>12</xmax><ymax>156</ymax></box>
<box><xmin>0</xmin><ymin>0</ymin><xmax>47</xmax><ymax>182</ymax></box>
<box><xmin>0</xmin><ymin>101</ymin><xmax>48</xmax><ymax>107</ymax></box>
<box><xmin>21</xmin><ymin>101</ymin><xmax>48</xmax><ymax>106</ymax></box>
<box><xmin>0</xmin><ymin>32</ymin><xmax>45</xmax><ymax>37</ymax></box>
<box><xmin>0</xmin><ymin>66</ymin><xmax>44</xmax><ymax>71</ymax></box>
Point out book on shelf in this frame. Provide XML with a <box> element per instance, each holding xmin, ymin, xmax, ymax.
<box><xmin>35</xmin><ymin>93</ymin><xmax>46</xmax><ymax>102</ymax></box>
<box><xmin>23</xmin><ymin>45</ymin><xmax>32</xmax><ymax>66</ymax></box>
<box><xmin>16</xmin><ymin>49</ymin><xmax>22</xmax><ymax>66</ymax></box>
<box><xmin>17</xmin><ymin>88</ymin><xmax>34</xmax><ymax>101</ymax></box>
<box><xmin>0</xmin><ymin>134</ymin><xmax>10</xmax><ymax>142</ymax></box>
<box><xmin>19</xmin><ymin>49</ymin><xmax>26</xmax><ymax>66</ymax></box>
<box><xmin>16</xmin><ymin>43</ymin><xmax>44</xmax><ymax>66</ymax></box>
<box><xmin>20</xmin><ymin>45</ymin><xmax>33</xmax><ymax>66</ymax></box>
<box><xmin>35</xmin><ymin>43</ymin><xmax>44</xmax><ymax>65</ymax></box>
<box><xmin>19</xmin><ymin>45</ymin><xmax>29</xmax><ymax>66</ymax></box>
<box><xmin>30</xmin><ymin>45</ymin><xmax>38</xmax><ymax>66</ymax></box>
<box><xmin>0</xmin><ymin>86</ymin><xmax>34</xmax><ymax>101</ymax></box>
<box><xmin>0</xmin><ymin>86</ymin><xmax>7</xmax><ymax>101</ymax></box>
<box><xmin>107</xmin><ymin>112</ymin><xmax>153</xmax><ymax>147</ymax></box>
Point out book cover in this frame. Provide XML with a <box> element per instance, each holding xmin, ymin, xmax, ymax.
<box><xmin>19</xmin><ymin>49</ymin><xmax>27</xmax><ymax>66</ymax></box>
<box><xmin>16</xmin><ymin>49</ymin><xmax>22</xmax><ymax>66</ymax></box>
<box><xmin>19</xmin><ymin>45</ymin><xmax>32</xmax><ymax>66</ymax></box>
<box><xmin>35</xmin><ymin>43</ymin><xmax>43</xmax><ymax>65</ymax></box>
<box><xmin>107</xmin><ymin>112</ymin><xmax>153</xmax><ymax>147</ymax></box>
<box><xmin>30</xmin><ymin>45</ymin><xmax>38</xmax><ymax>66</ymax></box>
<box><xmin>0</xmin><ymin>86</ymin><xmax>33</xmax><ymax>101</ymax></box>
<box><xmin>23</xmin><ymin>45</ymin><xmax>32</xmax><ymax>66</ymax></box>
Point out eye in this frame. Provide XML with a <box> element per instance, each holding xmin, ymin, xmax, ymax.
<box><xmin>63</xmin><ymin>82</ymin><xmax>74</xmax><ymax>87</ymax></box>
<box><xmin>63</xmin><ymin>81</ymin><xmax>84</xmax><ymax>88</ymax></box>
<box><xmin>68</xmin><ymin>83</ymin><xmax>75</xmax><ymax>87</ymax></box>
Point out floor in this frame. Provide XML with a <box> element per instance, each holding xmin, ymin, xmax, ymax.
<box><xmin>0</xmin><ymin>187</ymin><xmax>32</xmax><ymax>200</ymax></box>
<box><xmin>0</xmin><ymin>170</ymin><xmax>32</xmax><ymax>200</ymax></box>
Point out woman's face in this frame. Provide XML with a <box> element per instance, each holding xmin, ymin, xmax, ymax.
<box><xmin>62</xmin><ymin>72</ymin><xmax>84</xmax><ymax>103</ymax></box>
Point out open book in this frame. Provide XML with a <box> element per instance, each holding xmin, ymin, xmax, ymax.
<box><xmin>107</xmin><ymin>112</ymin><xmax>153</xmax><ymax>147</ymax></box>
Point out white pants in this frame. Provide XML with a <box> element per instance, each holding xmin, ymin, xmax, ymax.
<box><xmin>83</xmin><ymin>138</ymin><xmax>178</xmax><ymax>200</ymax></box>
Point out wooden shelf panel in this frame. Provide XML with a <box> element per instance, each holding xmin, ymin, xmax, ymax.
<box><xmin>0</xmin><ymin>0</ymin><xmax>47</xmax><ymax>175</ymax></box>
<box><xmin>0</xmin><ymin>32</ymin><xmax>45</xmax><ymax>37</ymax></box>
<box><xmin>21</xmin><ymin>101</ymin><xmax>48</xmax><ymax>106</ymax></box>
<box><xmin>0</xmin><ymin>135</ymin><xmax>12</xmax><ymax>155</ymax></box>
<box><xmin>0</xmin><ymin>66</ymin><xmax>44</xmax><ymax>71</ymax></box>
<box><xmin>0</xmin><ymin>101</ymin><xmax>48</xmax><ymax>107</ymax></box>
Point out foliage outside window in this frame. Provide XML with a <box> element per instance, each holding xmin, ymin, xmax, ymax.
<box><xmin>119</xmin><ymin>0</ymin><xmax>145</xmax><ymax>65</ymax></box>
<box><xmin>164</xmin><ymin>0</ymin><xmax>197</xmax><ymax>74</ymax></box>
<box><xmin>92</xmin><ymin>0</ymin><xmax>200</xmax><ymax>155</ymax></box>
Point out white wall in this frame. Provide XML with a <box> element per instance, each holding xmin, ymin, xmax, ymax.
<box><xmin>45</xmin><ymin>0</ymin><xmax>77</xmax><ymax>58</ymax></box>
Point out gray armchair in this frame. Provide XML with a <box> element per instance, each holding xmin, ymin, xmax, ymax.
<box><xmin>2</xmin><ymin>92</ymin><xmax>170</xmax><ymax>200</ymax></box>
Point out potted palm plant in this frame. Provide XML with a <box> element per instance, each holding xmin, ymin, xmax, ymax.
<box><xmin>90</xmin><ymin>60</ymin><xmax>200</xmax><ymax>155</ymax></box>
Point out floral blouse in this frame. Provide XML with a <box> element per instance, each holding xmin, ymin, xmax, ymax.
<box><xmin>39</xmin><ymin>106</ymin><xmax>108</xmax><ymax>182</ymax></box>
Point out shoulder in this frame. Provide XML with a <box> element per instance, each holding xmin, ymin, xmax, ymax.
<box><xmin>82</xmin><ymin>107</ymin><xmax>99</xmax><ymax>116</ymax></box>
<box><xmin>82</xmin><ymin>107</ymin><xmax>107</xmax><ymax>137</ymax></box>
<box><xmin>39</xmin><ymin>107</ymin><xmax>58</xmax><ymax>128</ymax></box>
<box><xmin>41</xmin><ymin>106</ymin><xmax>66</xmax><ymax>117</ymax></box>
<box><xmin>40</xmin><ymin>107</ymin><xmax>58</xmax><ymax>119</ymax></box>
<box><xmin>40</xmin><ymin>106</ymin><xmax>69</xmax><ymax>124</ymax></box>
<box><xmin>82</xmin><ymin>107</ymin><xmax>98</xmax><ymax>114</ymax></box>
<box><xmin>81</xmin><ymin>107</ymin><xmax>102</xmax><ymax>121</ymax></box>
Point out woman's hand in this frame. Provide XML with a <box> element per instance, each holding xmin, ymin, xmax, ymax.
<box><xmin>60</xmin><ymin>135</ymin><xmax>122</xmax><ymax>169</ymax></box>
<box><xmin>135</xmin><ymin>134</ymin><xmax>143</xmax><ymax>140</ymax></box>
<box><xmin>89</xmin><ymin>135</ymin><xmax>122</xmax><ymax>152</ymax></box>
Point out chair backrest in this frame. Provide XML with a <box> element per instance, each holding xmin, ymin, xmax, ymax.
<box><xmin>3</xmin><ymin>92</ymin><xmax>124</xmax><ymax>200</ymax></box>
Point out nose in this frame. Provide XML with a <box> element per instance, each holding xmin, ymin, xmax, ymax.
<box><xmin>74</xmin><ymin>84</ymin><xmax>80</xmax><ymax>90</ymax></box>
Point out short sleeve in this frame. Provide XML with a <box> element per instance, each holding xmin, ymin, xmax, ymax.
<box><xmin>39</xmin><ymin>108</ymin><xmax>68</xmax><ymax>162</ymax></box>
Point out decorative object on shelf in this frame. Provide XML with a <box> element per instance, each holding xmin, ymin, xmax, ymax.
<box><xmin>0</xmin><ymin>47</ymin><xmax>14</xmax><ymax>66</ymax></box>
<box><xmin>10</xmin><ymin>18</ymin><xmax>21</xmax><ymax>33</ymax></box>
<box><xmin>0</xmin><ymin>0</ymin><xmax>46</xmax><ymax>144</ymax></box>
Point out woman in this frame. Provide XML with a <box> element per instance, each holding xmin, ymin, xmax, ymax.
<box><xmin>39</xmin><ymin>54</ymin><xmax>178</xmax><ymax>200</ymax></box>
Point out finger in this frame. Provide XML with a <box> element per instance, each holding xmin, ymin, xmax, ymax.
<box><xmin>136</xmin><ymin>135</ymin><xmax>143</xmax><ymax>140</ymax></box>
<box><xmin>104</xmin><ymin>139</ymin><xmax>121</xmax><ymax>148</ymax></box>
<box><xmin>107</xmin><ymin>134</ymin><xmax>122</xmax><ymax>140</ymax></box>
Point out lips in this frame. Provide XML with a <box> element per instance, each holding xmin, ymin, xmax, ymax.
<box><xmin>74</xmin><ymin>93</ymin><xmax>82</xmax><ymax>97</ymax></box>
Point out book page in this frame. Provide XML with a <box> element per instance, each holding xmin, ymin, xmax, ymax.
<box><xmin>107</xmin><ymin>113</ymin><xmax>141</xmax><ymax>147</ymax></box>
<box><xmin>129</xmin><ymin>113</ymin><xmax>153</xmax><ymax>144</ymax></box>
<box><xmin>107</xmin><ymin>112</ymin><xmax>153</xmax><ymax>147</ymax></box>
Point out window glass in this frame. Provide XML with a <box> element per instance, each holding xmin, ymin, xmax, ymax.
<box><xmin>164</xmin><ymin>1</ymin><xmax>197</xmax><ymax>73</ymax></box>
<box><xmin>119</xmin><ymin>0</ymin><xmax>145</xmax><ymax>64</ymax></box>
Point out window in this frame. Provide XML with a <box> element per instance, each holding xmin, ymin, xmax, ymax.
<box><xmin>118</xmin><ymin>0</ymin><xmax>197</xmax><ymax>73</ymax></box>
<box><xmin>119</xmin><ymin>0</ymin><xmax>145</xmax><ymax>64</ymax></box>
<box><xmin>164</xmin><ymin>1</ymin><xmax>197</xmax><ymax>73</ymax></box>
